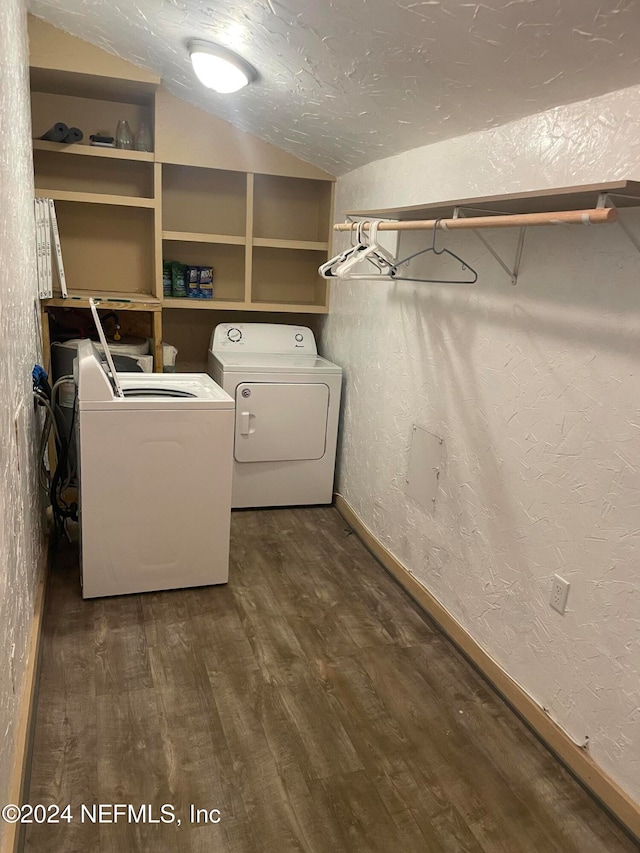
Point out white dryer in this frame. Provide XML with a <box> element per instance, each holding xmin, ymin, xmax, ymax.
<box><xmin>208</xmin><ymin>323</ymin><xmax>342</xmax><ymax>508</ymax></box>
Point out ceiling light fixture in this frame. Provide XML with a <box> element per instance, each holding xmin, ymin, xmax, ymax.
<box><xmin>187</xmin><ymin>39</ymin><xmax>257</xmax><ymax>94</ymax></box>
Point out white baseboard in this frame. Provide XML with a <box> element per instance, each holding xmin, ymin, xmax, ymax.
<box><xmin>334</xmin><ymin>493</ymin><xmax>640</xmax><ymax>842</ymax></box>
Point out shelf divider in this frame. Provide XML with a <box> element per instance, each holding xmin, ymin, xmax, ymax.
<box><xmin>245</xmin><ymin>173</ymin><xmax>254</xmax><ymax>305</ymax></box>
<box><xmin>153</xmin><ymin>162</ymin><xmax>164</xmax><ymax>301</ymax></box>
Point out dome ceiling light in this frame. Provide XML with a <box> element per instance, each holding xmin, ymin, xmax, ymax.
<box><xmin>187</xmin><ymin>39</ymin><xmax>257</xmax><ymax>94</ymax></box>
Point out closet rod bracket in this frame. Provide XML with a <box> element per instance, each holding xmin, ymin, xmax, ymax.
<box><xmin>598</xmin><ymin>192</ymin><xmax>640</xmax><ymax>256</ymax></box>
<box><xmin>453</xmin><ymin>207</ymin><xmax>526</xmax><ymax>285</ymax></box>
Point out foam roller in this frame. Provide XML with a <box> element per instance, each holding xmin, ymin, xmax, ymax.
<box><xmin>63</xmin><ymin>127</ymin><xmax>84</xmax><ymax>144</ymax></box>
<box><xmin>39</xmin><ymin>122</ymin><xmax>68</xmax><ymax>142</ymax></box>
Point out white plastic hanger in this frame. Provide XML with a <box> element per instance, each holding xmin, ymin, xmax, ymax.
<box><xmin>333</xmin><ymin>220</ymin><xmax>397</xmax><ymax>280</ymax></box>
<box><xmin>319</xmin><ymin>221</ymin><xmax>367</xmax><ymax>278</ymax></box>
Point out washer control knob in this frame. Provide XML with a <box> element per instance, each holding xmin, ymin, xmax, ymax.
<box><xmin>227</xmin><ymin>327</ymin><xmax>242</xmax><ymax>342</ymax></box>
<box><xmin>295</xmin><ymin>333</ymin><xmax>304</xmax><ymax>342</ymax></box>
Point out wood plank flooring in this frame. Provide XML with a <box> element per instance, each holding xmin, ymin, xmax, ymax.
<box><xmin>23</xmin><ymin>507</ymin><xmax>638</xmax><ymax>852</ymax></box>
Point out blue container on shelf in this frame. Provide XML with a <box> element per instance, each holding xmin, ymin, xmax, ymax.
<box><xmin>198</xmin><ymin>266</ymin><xmax>213</xmax><ymax>299</ymax></box>
<box><xmin>186</xmin><ymin>266</ymin><xmax>200</xmax><ymax>298</ymax></box>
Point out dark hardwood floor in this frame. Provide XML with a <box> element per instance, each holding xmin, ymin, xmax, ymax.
<box><xmin>24</xmin><ymin>507</ymin><xmax>638</xmax><ymax>852</ymax></box>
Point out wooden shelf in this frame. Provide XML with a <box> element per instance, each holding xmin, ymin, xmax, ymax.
<box><xmin>44</xmin><ymin>290</ymin><xmax>161</xmax><ymax>311</ymax></box>
<box><xmin>162</xmin><ymin>298</ymin><xmax>327</xmax><ymax>314</ymax></box>
<box><xmin>162</xmin><ymin>298</ymin><xmax>247</xmax><ymax>310</ymax></box>
<box><xmin>348</xmin><ymin>181</ymin><xmax>640</xmax><ymax>221</ymax></box>
<box><xmin>162</xmin><ymin>231</ymin><xmax>245</xmax><ymax>246</ymax></box>
<box><xmin>33</xmin><ymin>139</ymin><xmax>154</xmax><ymax>161</ymax></box>
<box><xmin>253</xmin><ymin>237</ymin><xmax>329</xmax><ymax>251</ymax></box>
<box><xmin>249</xmin><ymin>301</ymin><xmax>329</xmax><ymax>314</ymax></box>
<box><xmin>35</xmin><ymin>189</ymin><xmax>156</xmax><ymax>208</ymax></box>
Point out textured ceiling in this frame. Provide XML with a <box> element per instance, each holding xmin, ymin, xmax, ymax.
<box><xmin>29</xmin><ymin>0</ymin><xmax>640</xmax><ymax>175</ymax></box>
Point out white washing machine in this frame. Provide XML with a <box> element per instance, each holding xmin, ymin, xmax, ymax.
<box><xmin>76</xmin><ymin>329</ymin><xmax>234</xmax><ymax>598</ymax></box>
<box><xmin>207</xmin><ymin>323</ymin><xmax>342</xmax><ymax>508</ymax></box>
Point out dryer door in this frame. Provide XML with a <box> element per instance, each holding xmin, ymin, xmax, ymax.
<box><xmin>234</xmin><ymin>382</ymin><xmax>329</xmax><ymax>462</ymax></box>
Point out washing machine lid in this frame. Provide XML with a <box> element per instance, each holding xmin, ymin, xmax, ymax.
<box><xmin>79</xmin><ymin>361</ymin><xmax>235</xmax><ymax>411</ymax></box>
<box><xmin>211</xmin><ymin>352</ymin><xmax>342</xmax><ymax>375</ymax></box>
<box><xmin>82</xmin><ymin>300</ymin><xmax>234</xmax><ymax>410</ymax></box>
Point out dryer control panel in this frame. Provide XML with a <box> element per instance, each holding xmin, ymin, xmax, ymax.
<box><xmin>210</xmin><ymin>323</ymin><xmax>317</xmax><ymax>354</ymax></box>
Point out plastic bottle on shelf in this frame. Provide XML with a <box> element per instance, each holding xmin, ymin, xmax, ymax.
<box><xmin>115</xmin><ymin>120</ymin><xmax>134</xmax><ymax>150</ymax></box>
<box><xmin>135</xmin><ymin>122</ymin><xmax>152</xmax><ymax>153</ymax></box>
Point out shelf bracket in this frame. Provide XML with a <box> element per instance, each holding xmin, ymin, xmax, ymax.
<box><xmin>453</xmin><ymin>206</ymin><xmax>526</xmax><ymax>285</ymax></box>
<box><xmin>598</xmin><ymin>192</ymin><xmax>640</xmax><ymax>256</ymax></box>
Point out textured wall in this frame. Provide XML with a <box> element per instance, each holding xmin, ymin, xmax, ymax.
<box><xmin>28</xmin><ymin>0</ymin><xmax>640</xmax><ymax>174</ymax></box>
<box><xmin>0</xmin><ymin>0</ymin><xmax>46</xmax><ymax>829</ymax></box>
<box><xmin>322</xmin><ymin>85</ymin><xmax>640</xmax><ymax>803</ymax></box>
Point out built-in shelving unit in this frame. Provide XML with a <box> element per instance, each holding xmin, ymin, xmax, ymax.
<box><xmin>29</xmin><ymin>15</ymin><xmax>335</xmax><ymax>371</ymax></box>
<box><xmin>161</xmin><ymin>164</ymin><xmax>334</xmax><ymax>312</ymax></box>
<box><xmin>30</xmin><ymin>36</ymin><xmax>161</xmax><ymax>304</ymax></box>
<box><xmin>161</xmin><ymin>163</ymin><xmax>249</xmax><ymax>306</ymax></box>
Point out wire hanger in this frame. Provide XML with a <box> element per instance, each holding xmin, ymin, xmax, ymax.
<box><xmin>390</xmin><ymin>219</ymin><xmax>478</xmax><ymax>285</ymax></box>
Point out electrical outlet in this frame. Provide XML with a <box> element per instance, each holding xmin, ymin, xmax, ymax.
<box><xmin>550</xmin><ymin>574</ymin><xmax>570</xmax><ymax>614</ymax></box>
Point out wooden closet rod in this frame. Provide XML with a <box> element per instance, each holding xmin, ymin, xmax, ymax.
<box><xmin>334</xmin><ymin>208</ymin><xmax>618</xmax><ymax>232</ymax></box>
